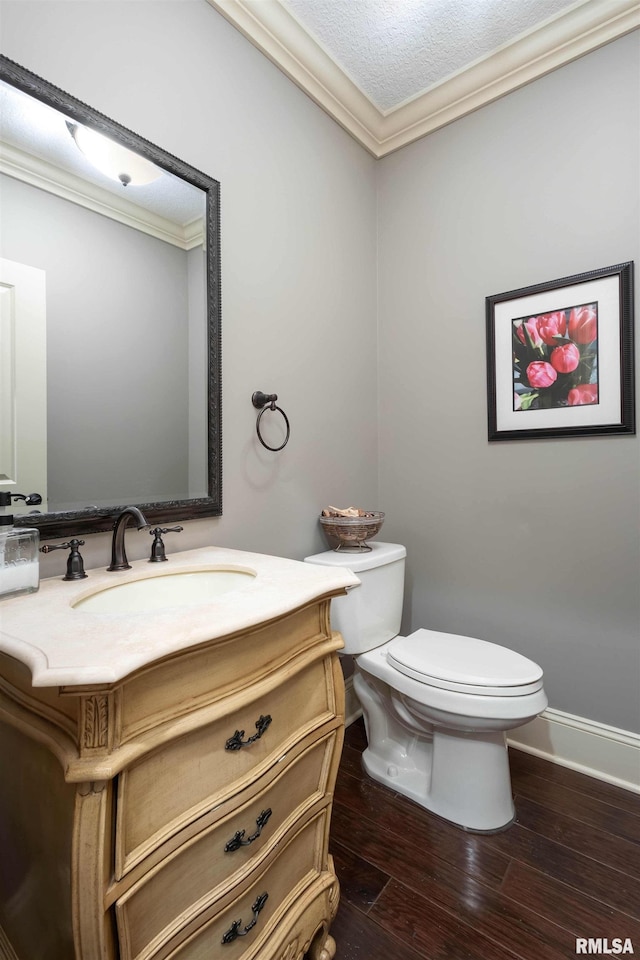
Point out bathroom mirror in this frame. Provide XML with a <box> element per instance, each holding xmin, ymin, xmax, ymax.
<box><xmin>0</xmin><ymin>56</ymin><xmax>221</xmax><ymax>539</ymax></box>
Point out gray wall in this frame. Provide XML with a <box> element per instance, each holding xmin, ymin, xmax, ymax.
<box><xmin>1</xmin><ymin>3</ymin><xmax>638</xmax><ymax>733</ymax></box>
<box><xmin>0</xmin><ymin>174</ymin><xmax>191</xmax><ymax>506</ymax></box>
<box><xmin>377</xmin><ymin>33</ymin><xmax>640</xmax><ymax>733</ymax></box>
<box><xmin>0</xmin><ymin>0</ymin><xmax>379</xmax><ymax>555</ymax></box>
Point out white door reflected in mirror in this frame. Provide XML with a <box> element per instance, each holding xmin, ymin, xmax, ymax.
<box><xmin>0</xmin><ymin>258</ymin><xmax>47</xmax><ymax>510</ymax></box>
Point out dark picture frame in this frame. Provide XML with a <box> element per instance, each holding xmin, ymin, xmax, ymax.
<box><xmin>486</xmin><ymin>262</ymin><xmax>635</xmax><ymax>441</ymax></box>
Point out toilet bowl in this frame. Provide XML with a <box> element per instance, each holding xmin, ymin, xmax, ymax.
<box><xmin>304</xmin><ymin>542</ymin><xmax>548</xmax><ymax>832</ymax></box>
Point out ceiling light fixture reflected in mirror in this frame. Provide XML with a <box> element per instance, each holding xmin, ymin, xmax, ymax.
<box><xmin>66</xmin><ymin>121</ymin><xmax>163</xmax><ymax>187</ymax></box>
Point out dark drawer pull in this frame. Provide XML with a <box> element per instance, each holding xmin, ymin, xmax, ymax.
<box><xmin>221</xmin><ymin>892</ymin><xmax>269</xmax><ymax>943</ymax></box>
<box><xmin>225</xmin><ymin>714</ymin><xmax>272</xmax><ymax>751</ymax></box>
<box><xmin>225</xmin><ymin>809</ymin><xmax>272</xmax><ymax>852</ymax></box>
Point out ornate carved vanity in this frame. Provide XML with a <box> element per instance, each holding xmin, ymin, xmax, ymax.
<box><xmin>0</xmin><ymin>548</ymin><xmax>358</xmax><ymax>960</ymax></box>
<box><xmin>0</xmin><ymin>56</ymin><xmax>358</xmax><ymax>960</ymax></box>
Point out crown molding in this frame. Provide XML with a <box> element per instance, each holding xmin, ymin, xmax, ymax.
<box><xmin>207</xmin><ymin>0</ymin><xmax>382</xmax><ymax>153</ymax></box>
<box><xmin>207</xmin><ymin>0</ymin><xmax>640</xmax><ymax>158</ymax></box>
<box><xmin>0</xmin><ymin>142</ymin><xmax>204</xmax><ymax>249</ymax></box>
<box><xmin>378</xmin><ymin>0</ymin><xmax>640</xmax><ymax>154</ymax></box>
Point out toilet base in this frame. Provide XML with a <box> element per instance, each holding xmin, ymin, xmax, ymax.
<box><xmin>354</xmin><ymin>668</ymin><xmax>518</xmax><ymax>832</ymax></box>
<box><xmin>360</xmin><ymin>728</ymin><xmax>515</xmax><ymax>833</ymax></box>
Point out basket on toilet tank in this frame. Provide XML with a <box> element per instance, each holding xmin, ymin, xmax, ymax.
<box><xmin>319</xmin><ymin>510</ymin><xmax>385</xmax><ymax>551</ymax></box>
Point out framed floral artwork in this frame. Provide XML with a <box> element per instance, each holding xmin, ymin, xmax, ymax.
<box><xmin>486</xmin><ymin>262</ymin><xmax>635</xmax><ymax>441</ymax></box>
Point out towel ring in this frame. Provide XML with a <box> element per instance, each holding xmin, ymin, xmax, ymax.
<box><xmin>252</xmin><ymin>391</ymin><xmax>290</xmax><ymax>451</ymax></box>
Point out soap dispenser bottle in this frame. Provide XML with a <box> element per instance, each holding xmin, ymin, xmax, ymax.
<box><xmin>0</xmin><ymin>492</ymin><xmax>42</xmax><ymax>600</ymax></box>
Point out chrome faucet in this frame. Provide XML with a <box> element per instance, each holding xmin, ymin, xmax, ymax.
<box><xmin>107</xmin><ymin>506</ymin><xmax>149</xmax><ymax>571</ymax></box>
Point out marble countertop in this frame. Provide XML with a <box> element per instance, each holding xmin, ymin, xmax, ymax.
<box><xmin>0</xmin><ymin>546</ymin><xmax>360</xmax><ymax>687</ymax></box>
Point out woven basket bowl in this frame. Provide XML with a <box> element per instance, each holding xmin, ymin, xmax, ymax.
<box><xmin>319</xmin><ymin>512</ymin><xmax>385</xmax><ymax>550</ymax></box>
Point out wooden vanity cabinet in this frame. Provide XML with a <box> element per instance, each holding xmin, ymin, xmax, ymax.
<box><xmin>0</xmin><ymin>596</ymin><xmax>345</xmax><ymax>960</ymax></box>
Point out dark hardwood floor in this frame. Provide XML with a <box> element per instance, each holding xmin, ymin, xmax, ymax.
<box><xmin>329</xmin><ymin>718</ymin><xmax>640</xmax><ymax>960</ymax></box>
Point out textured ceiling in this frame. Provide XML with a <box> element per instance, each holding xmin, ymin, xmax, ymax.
<box><xmin>209</xmin><ymin>0</ymin><xmax>639</xmax><ymax>154</ymax></box>
<box><xmin>281</xmin><ymin>0</ymin><xmax>579</xmax><ymax>111</ymax></box>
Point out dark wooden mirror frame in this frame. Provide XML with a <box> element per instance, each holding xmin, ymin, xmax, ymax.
<box><xmin>0</xmin><ymin>55</ymin><xmax>222</xmax><ymax>539</ymax></box>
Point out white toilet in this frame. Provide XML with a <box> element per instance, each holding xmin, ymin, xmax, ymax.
<box><xmin>304</xmin><ymin>542</ymin><xmax>547</xmax><ymax>832</ymax></box>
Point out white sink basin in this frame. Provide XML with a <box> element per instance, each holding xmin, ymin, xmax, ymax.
<box><xmin>72</xmin><ymin>567</ymin><xmax>256</xmax><ymax>615</ymax></box>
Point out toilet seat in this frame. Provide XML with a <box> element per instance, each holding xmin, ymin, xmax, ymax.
<box><xmin>387</xmin><ymin>628</ymin><xmax>544</xmax><ymax>697</ymax></box>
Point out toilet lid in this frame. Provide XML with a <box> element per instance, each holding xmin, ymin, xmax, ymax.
<box><xmin>387</xmin><ymin>628</ymin><xmax>544</xmax><ymax>696</ymax></box>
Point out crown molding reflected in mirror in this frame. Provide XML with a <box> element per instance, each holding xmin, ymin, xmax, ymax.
<box><xmin>0</xmin><ymin>56</ymin><xmax>222</xmax><ymax>540</ymax></box>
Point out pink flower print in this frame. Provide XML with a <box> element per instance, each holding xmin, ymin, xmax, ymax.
<box><xmin>550</xmin><ymin>342</ymin><xmax>580</xmax><ymax>373</ymax></box>
<box><xmin>526</xmin><ymin>361</ymin><xmax>557</xmax><ymax>389</ymax></box>
<box><xmin>568</xmin><ymin>304</ymin><xmax>597</xmax><ymax>344</ymax></box>
<box><xmin>537</xmin><ymin>311</ymin><xmax>567</xmax><ymax>345</ymax></box>
<box><xmin>568</xmin><ymin>384</ymin><xmax>598</xmax><ymax>405</ymax></box>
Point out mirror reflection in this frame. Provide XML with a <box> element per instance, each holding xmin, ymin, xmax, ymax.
<box><xmin>0</xmin><ymin>57</ymin><xmax>222</xmax><ymax>538</ymax></box>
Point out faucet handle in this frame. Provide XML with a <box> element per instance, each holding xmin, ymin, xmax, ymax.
<box><xmin>149</xmin><ymin>526</ymin><xmax>183</xmax><ymax>563</ymax></box>
<box><xmin>41</xmin><ymin>539</ymin><xmax>88</xmax><ymax>581</ymax></box>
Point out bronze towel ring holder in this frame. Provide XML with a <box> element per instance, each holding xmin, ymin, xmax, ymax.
<box><xmin>252</xmin><ymin>392</ymin><xmax>290</xmax><ymax>451</ymax></box>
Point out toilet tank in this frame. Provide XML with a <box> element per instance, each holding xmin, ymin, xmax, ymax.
<box><xmin>304</xmin><ymin>542</ymin><xmax>406</xmax><ymax>655</ymax></box>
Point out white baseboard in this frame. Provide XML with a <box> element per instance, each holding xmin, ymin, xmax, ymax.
<box><xmin>345</xmin><ymin>678</ymin><xmax>640</xmax><ymax>794</ymax></box>
<box><xmin>508</xmin><ymin>707</ymin><xmax>640</xmax><ymax>794</ymax></box>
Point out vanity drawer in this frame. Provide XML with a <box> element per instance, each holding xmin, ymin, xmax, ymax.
<box><xmin>162</xmin><ymin>812</ymin><xmax>328</xmax><ymax>960</ymax></box>
<box><xmin>115</xmin><ymin>733</ymin><xmax>336</xmax><ymax>960</ymax></box>
<box><xmin>119</xmin><ymin>603</ymin><xmax>334</xmax><ymax>743</ymax></box>
<box><xmin>116</xmin><ymin>658</ymin><xmax>334</xmax><ymax>876</ymax></box>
